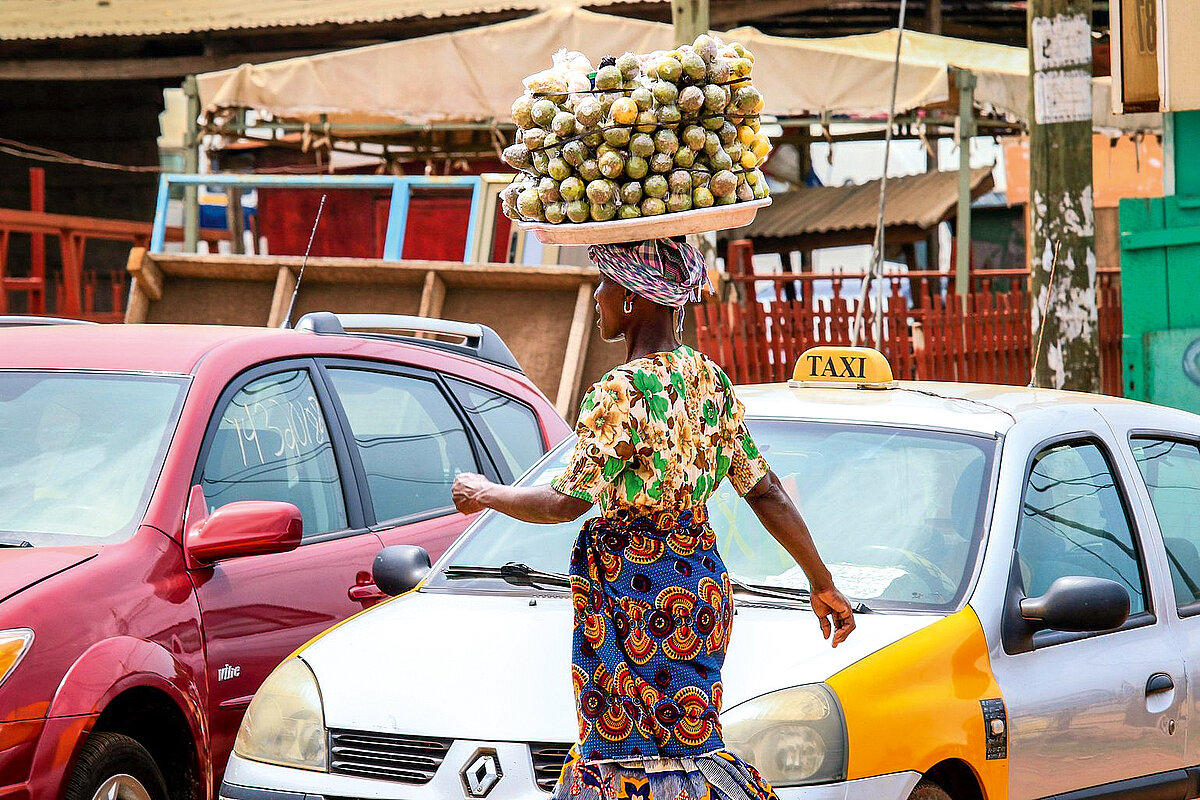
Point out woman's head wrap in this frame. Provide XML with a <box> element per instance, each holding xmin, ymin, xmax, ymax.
<box><xmin>587</xmin><ymin>238</ymin><xmax>712</xmax><ymax>309</ymax></box>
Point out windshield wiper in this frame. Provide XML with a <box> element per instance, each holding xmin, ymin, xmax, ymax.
<box><xmin>442</xmin><ymin>562</ymin><xmax>571</xmax><ymax>589</ymax></box>
<box><xmin>0</xmin><ymin>537</ymin><xmax>33</xmax><ymax>548</ymax></box>
<box><xmin>729</xmin><ymin>577</ymin><xmax>871</xmax><ymax>613</ymax></box>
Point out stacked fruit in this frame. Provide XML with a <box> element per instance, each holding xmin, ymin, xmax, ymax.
<box><xmin>500</xmin><ymin>34</ymin><xmax>772</xmax><ymax>224</ymax></box>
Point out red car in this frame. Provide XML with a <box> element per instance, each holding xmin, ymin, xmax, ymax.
<box><xmin>0</xmin><ymin>314</ymin><xmax>570</xmax><ymax>800</ymax></box>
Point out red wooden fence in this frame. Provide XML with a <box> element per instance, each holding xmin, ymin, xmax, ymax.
<box><xmin>695</xmin><ymin>267</ymin><xmax>1124</xmax><ymax>396</ymax></box>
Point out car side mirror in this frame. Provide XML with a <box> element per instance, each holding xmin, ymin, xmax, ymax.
<box><xmin>373</xmin><ymin>545</ymin><xmax>431</xmax><ymax>596</ymax></box>
<box><xmin>184</xmin><ymin>485</ymin><xmax>302</xmax><ymax>567</ymax></box>
<box><xmin>1019</xmin><ymin>575</ymin><xmax>1130</xmax><ymax>633</ymax></box>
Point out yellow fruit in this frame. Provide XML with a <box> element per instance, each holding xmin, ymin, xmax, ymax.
<box><xmin>740</xmin><ymin>150</ymin><xmax>758</xmax><ymax>169</ymax></box>
<box><xmin>743</xmin><ymin>48</ymin><xmax>755</xmax><ymax>63</ymax></box>
<box><xmin>610</xmin><ymin>97</ymin><xmax>638</xmax><ymax>125</ymax></box>
<box><xmin>738</xmin><ymin>125</ymin><xmax>756</xmax><ymax>146</ymax></box>
<box><xmin>751</xmin><ymin>136</ymin><xmax>771</xmax><ymax>160</ymax></box>
<box><xmin>750</xmin><ymin>93</ymin><xmax>765</xmax><ymax>114</ymax></box>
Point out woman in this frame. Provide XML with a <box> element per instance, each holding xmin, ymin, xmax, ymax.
<box><xmin>451</xmin><ymin>237</ymin><xmax>855</xmax><ymax>800</ymax></box>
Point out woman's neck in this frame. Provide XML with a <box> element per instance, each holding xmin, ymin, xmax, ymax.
<box><xmin>624</xmin><ymin>315</ymin><xmax>681</xmax><ymax>361</ymax></box>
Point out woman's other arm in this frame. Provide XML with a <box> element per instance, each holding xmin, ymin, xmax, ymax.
<box><xmin>744</xmin><ymin>471</ymin><xmax>856</xmax><ymax>646</ymax></box>
<box><xmin>452</xmin><ymin>473</ymin><xmax>593</xmax><ymax>524</ymax></box>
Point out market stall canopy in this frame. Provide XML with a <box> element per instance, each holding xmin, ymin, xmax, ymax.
<box><xmin>727</xmin><ymin>167</ymin><xmax>995</xmax><ymax>253</ymax></box>
<box><xmin>196</xmin><ymin>7</ymin><xmax>1134</xmax><ymax>130</ymax></box>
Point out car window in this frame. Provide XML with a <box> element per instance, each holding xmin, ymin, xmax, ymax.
<box><xmin>446</xmin><ymin>378</ymin><xmax>545</xmax><ymax>479</ymax></box>
<box><xmin>1017</xmin><ymin>441</ymin><xmax>1147</xmax><ymax>614</ymax></box>
<box><xmin>201</xmin><ymin>370</ymin><xmax>347</xmax><ymax>539</ymax></box>
<box><xmin>1130</xmin><ymin>438</ymin><xmax>1200</xmax><ymax>611</ymax></box>
<box><xmin>328</xmin><ymin>369</ymin><xmax>478</xmax><ymax>523</ymax></box>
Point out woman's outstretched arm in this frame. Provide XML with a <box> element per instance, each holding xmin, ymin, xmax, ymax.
<box><xmin>452</xmin><ymin>473</ymin><xmax>593</xmax><ymax>524</ymax></box>
<box><xmin>744</xmin><ymin>470</ymin><xmax>856</xmax><ymax>647</ymax></box>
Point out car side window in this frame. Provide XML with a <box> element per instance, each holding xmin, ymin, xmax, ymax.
<box><xmin>446</xmin><ymin>378</ymin><xmax>545</xmax><ymax>480</ymax></box>
<box><xmin>327</xmin><ymin>369</ymin><xmax>478</xmax><ymax>523</ymax></box>
<box><xmin>1131</xmin><ymin>438</ymin><xmax>1200</xmax><ymax>612</ymax></box>
<box><xmin>1017</xmin><ymin>440</ymin><xmax>1148</xmax><ymax>615</ymax></box>
<box><xmin>201</xmin><ymin>370</ymin><xmax>348</xmax><ymax>539</ymax></box>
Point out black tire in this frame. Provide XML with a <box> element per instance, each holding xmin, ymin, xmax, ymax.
<box><xmin>63</xmin><ymin>732</ymin><xmax>169</xmax><ymax>800</ymax></box>
<box><xmin>909</xmin><ymin>779</ymin><xmax>954</xmax><ymax>800</ymax></box>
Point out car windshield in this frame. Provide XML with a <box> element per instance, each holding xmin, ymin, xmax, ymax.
<box><xmin>431</xmin><ymin>419</ymin><xmax>996</xmax><ymax>612</ymax></box>
<box><xmin>0</xmin><ymin>371</ymin><xmax>188</xmax><ymax>546</ymax></box>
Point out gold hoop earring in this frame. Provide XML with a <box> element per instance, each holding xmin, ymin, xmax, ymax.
<box><xmin>623</xmin><ymin>296</ymin><xmax>634</xmax><ymax>314</ymax></box>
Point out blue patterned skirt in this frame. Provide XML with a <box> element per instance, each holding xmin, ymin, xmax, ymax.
<box><xmin>554</xmin><ymin>506</ymin><xmax>777</xmax><ymax>800</ymax></box>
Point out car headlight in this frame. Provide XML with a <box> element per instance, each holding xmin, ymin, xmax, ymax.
<box><xmin>233</xmin><ymin>657</ymin><xmax>327</xmax><ymax>771</ymax></box>
<box><xmin>722</xmin><ymin>684</ymin><xmax>847</xmax><ymax>787</ymax></box>
<box><xmin>0</xmin><ymin>629</ymin><xmax>33</xmax><ymax>689</ymax></box>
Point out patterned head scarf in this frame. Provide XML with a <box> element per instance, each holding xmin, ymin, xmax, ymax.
<box><xmin>587</xmin><ymin>238</ymin><xmax>712</xmax><ymax>310</ymax></box>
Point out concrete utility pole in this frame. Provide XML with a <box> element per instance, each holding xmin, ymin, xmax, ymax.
<box><xmin>672</xmin><ymin>0</ymin><xmax>709</xmax><ymax>46</ymax></box>
<box><xmin>1027</xmin><ymin>0</ymin><xmax>1099</xmax><ymax>391</ymax></box>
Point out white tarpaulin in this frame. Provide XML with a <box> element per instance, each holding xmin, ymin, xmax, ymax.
<box><xmin>196</xmin><ymin>7</ymin><xmax>1158</xmax><ymax>131</ymax></box>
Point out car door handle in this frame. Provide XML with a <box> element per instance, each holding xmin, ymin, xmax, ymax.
<box><xmin>1146</xmin><ymin>673</ymin><xmax>1175</xmax><ymax>694</ymax></box>
<box><xmin>348</xmin><ymin>583</ymin><xmax>387</xmax><ymax>603</ymax></box>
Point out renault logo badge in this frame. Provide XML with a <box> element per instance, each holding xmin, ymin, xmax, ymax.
<box><xmin>461</xmin><ymin>749</ymin><xmax>502</xmax><ymax>798</ymax></box>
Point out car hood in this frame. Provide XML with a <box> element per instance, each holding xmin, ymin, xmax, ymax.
<box><xmin>302</xmin><ymin>589</ymin><xmax>942</xmax><ymax>742</ymax></box>
<box><xmin>0</xmin><ymin>546</ymin><xmax>98</xmax><ymax>602</ymax></box>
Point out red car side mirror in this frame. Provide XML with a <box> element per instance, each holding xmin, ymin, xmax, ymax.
<box><xmin>184</xmin><ymin>485</ymin><xmax>303</xmax><ymax>567</ymax></box>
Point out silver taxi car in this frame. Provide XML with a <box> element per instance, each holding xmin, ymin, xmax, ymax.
<box><xmin>220</xmin><ymin>346</ymin><xmax>1200</xmax><ymax>800</ymax></box>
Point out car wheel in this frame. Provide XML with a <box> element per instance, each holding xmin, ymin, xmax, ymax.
<box><xmin>909</xmin><ymin>779</ymin><xmax>953</xmax><ymax>800</ymax></box>
<box><xmin>64</xmin><ymin>732</ymin><xmax>168</xmax><ymax>800</ymax></box>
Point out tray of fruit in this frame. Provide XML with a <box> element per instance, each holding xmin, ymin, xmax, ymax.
<box><xmin>500</xmin><ymin>35</ymin><xmax>773</xmax><ymax>244</ymax></box>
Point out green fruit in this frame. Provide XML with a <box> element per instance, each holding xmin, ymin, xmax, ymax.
<box><xmin>541</xmin><ymin>133</ymin><xmax>561</xmax><ymax>155</ymax></box>
<box><xmin>635</xmin><ymin>110</ymin><xmax>658</xmax><ymax>134</ymax></box>
<box><xmin>523</xmin><ymin>127</ymin><xmax>547</xmax><ymax>150</ymax></box>
<box><xmin>753</xmin><ymin>179</ymin><xmax>769</xmax><ymax>200</ymax></box>
<box><xmin>667</xmin><ymin>193</ymin><xmax>693</xmax><ymax>213</ymax></box>
<box><xmin>512</xmin><ymin>95</ymin><xmax>536</xmax><ymax>129</ymax></box>
<box><xmin>707</xmin><ymin>58</ymin><xmax>732</xmax><ymax>85</ymax></box>
<box><xmin>702</xmin><ymin>116</ymin><xmax>725</xmax><ymax>131</ymax></box>
<box><xmin>595</xmin><ymin>65</ymin><xmax>623</xmax><ymax>90</ymax></box>
<box><xmin>644</xmin><ymin>175</ymin><xmax>669</xmax><ymax>198</ymax></box>
<box><xmin>596</xmin><ymin>143</ymin><xmax>616</xmax><ymax>158</ymax></box>
<box><xmin>734</xmin><ymin>86</ymin><xmax>763</xmax><ymax>114</ymax></box>
<box><xmin>547</xmin><ymin>157</ymin><xmax>571</xmax><ymax>181</ymax></box>
<box><xmin>703</xmin><ymin>84</ymin><xmax>728</xmax><ymax>113</ymax></box>
<box><xmin>599</xmin><ymin>151</ymin><xmax>625</xmax><ymax>179</ymax></box>
<box><xmin>538</xmin><ymin>177</ymin><xmax>561</xmax><ymax>203</ymax></box>
<box><xmin>656</xmin><ymin>57</ymin><xmax>682</xmax><ymax>83</ymax></box>
<box><xmin>631</xmin><ymin>87</ymin><xmax>654</xmax><ymax>111</ymax></box>
<box><xmin>575</xmin><ymin>99</ymin><xmax>603</xmax><ymax>128</ymax></box>
<box><xmin>566</xmin><ymin>199</ymin><xmax>591</xmax><ymax>223</ymax></box>
<box><xmin>718</xmin><ymin>121</ymin><xmax>738</xmax><ymax>146</ymax></box>
<box><xmin>630</xmin><ymin>133</ymin><xmax>655</xmax><ymax>158</ymax></box>
<box><xmin>563</xmin><ymin>140</ymin><xmax>588</xmax><ymax>167</ymax></box>
<box><xmin>502</xmin><ymin>143</ymin><xmax>531</xmax><ymax>171</ymax></box>
<box><xmin>531</xmin><ymin>99</ymin><xmax>558</xmax><ymax>128</ymax></box>
<box><xmin>641</xmin><ymin>197</ymin><xmax>667</xmax><ymax>216</ymax></box>
<box><xmin>681</xmin><ymin>52</ymin><xmax>707</xmax><ymax>81</ymax></box>
<box><xmin>590</xmin><ymin>200</ymin><xmax>618</xmax><ymax>221</ymax></box>
<box><xmin>746</xmin><ymin>168</ymin><xmax>762</xmax><ymax>186</ymax></box>
<box><xmin>560</xmin><ymin>176</ymin><xmax>586</xmax><ymax>202</ymax></box>
<box><xmin>603</xmin><ymin>126</ymin><xmax>632</xmax><ymax>147</ymax></box>
<box><xmin>582</xmin><ymin>129</ymin><xmax>604</xmax><ymax>148</ymax></box>
<box><xmin>678</xmin><ymin>86</ymin><xmax>704</xmax><ymax>115</ymax></box>
<box><xmin>674</xmin><ymin>148</ymin><xmax>695</xmax><ymax>168</ymax></box>
<box><xmin>650</xmin><ymin>152</ymin><xmax>674</xmax><ymax>173</ymax></box>
<box><xmin>654</xmin><ymin>129</ymin><xmax>679</xmax><ymax>155</ymax></box>
<box><xmin>618</xmin><ymin>204</ymin><xmax>642</xmax><ymax>220</ymax></box>
<box><xmin>737</xmin><ymin>181</ymin><xmax>755</xmax><ymax>202</ymax></box>
<box><xmin>715</xmin><ymin>191</ymin><xmax>737</xmax><ymax>206</ymax></box>
<box><xmin>693</xmin><ymin>34</ymin><xmax>719</xmax><ymax>63</ymax></box>
<box><xmin>726</xmin><ymin>142</ymin><xmax>743</xmax><ymax>164</ymax></box>
<box><xmin>544</xmin><ymin>201</ymin><xmax>566</xmax><ymax>223</ymax></box>
<box><xmin>709</xmin><ymin>148</ymin><xmax>734</xmax><ymax>172</ymax></box>
<box><xmin>626</xmin><ymin>155</ymin><xmax>649</xmax><ymax>179</ymax></box>
<box><xmin>617</xmin><ymin>52</ymin><xmax>641</xmax><ymax>80</ymax></box>
<box><xmin>621</xmin><ymin>181</ymin><xmax>644</xmax><ymax>204</ymax></box>
<box><xmin>704</xmin><ymin>131</ymin><xmax>721</xmax><ymax>155</ymax></box>
<box><xmin>531</xmin><ymin>150</ymin><xmax>550</xmax><ymax>174</ymax></box>
<box><xmin>586</xmin><ymin>179</ymin><xmax>614</xmax><ymax>204</ymax></box>
<box><xmin>652</xmin><ymin>81</ymin><xmax>679</xmax><ymax>106</ymax></box>
<box><xmin>691</xmin><ymin>169</ymin><xmax>711</xmax><ymax>189</ymax></box>
<box><xmin>683</xmin><ymin>125</ymin><xmax>707</xmax><ymax>151</ymax></box>
<box><xmin>710</xmin><ymin>170</ymin><xmax>737</xmax><ymax>197</ymax></box>
<box><xmin>656</xmin><ymin>104</ymin><xmax>681</xmax><ymax>126</ymax></box>
<box><xmin>579</xmin><ymin>159</ymin><xmax>602</xmax><ymax>182</ymax></box>
<box><xmin>693</xmin><ymin>187</ymin><xmax>715</xmax><ymax>208</ymax></box>
<box><xmin>552</xmin><ymin>112</ymin><xmax>576</xmax><ymax>138</ymax></box>
<box><xmin>668</xmin><ymin>170</ymin><xmax>692</xmax><ymax>194</ymax></box>
<box><xmin>517</xmin><ymin>187</ymin><xmax>543</xmax><ymax>219</ymax></box>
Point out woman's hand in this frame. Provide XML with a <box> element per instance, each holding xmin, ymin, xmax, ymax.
<box><xmin>810</xmin><ymin>586</ymin><xmax>855</xmax><ymax>647</ymax></box>
<box><xmin>452</xmin><ymin>472</ymin><xmax>493</xmax><ymax>515</ymax></box>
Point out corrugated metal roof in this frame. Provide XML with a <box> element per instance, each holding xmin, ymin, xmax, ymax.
<box><xmin>736</xmin><ymin>167</ymin><xmax>994</xmax><ymax>241</ymax></box>
<box><xmin>0</xmin><ymin>0</ymin><xmax>658</xmax><ymax>41</ymax></box>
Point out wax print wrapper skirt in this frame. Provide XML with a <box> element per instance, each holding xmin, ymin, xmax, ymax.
<box><xmin>552</xmin><ymin>506</ymin><xmax>778</xmax><ymax>800</ymax></box>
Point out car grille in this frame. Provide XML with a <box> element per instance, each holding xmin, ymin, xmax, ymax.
<box><xmin>328</xmin><ymin>729</ymin><xmax>453</xmax><ymax>783</ymax></box>
<box><xmin>529</xmin><ymin>743</ymin><xmax>572</xmax><ymax>791</ymax></box>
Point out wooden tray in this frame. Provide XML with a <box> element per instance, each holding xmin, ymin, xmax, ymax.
<box><xmin>518</xmin><ymin>198</ymin><xmax>771</xmax><ymax>245</ymax></box>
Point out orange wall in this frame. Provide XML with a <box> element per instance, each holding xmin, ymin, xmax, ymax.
<box><xmin>1004</xmin><ymin>134</ymin><xmax>1164</xmax><ymax>208</ymax></box>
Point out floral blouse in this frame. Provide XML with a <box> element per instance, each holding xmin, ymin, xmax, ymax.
<box><xmin>552</xmin><ymin>345</ymin><xmax>769</xmax><ymax>513</ymax></box>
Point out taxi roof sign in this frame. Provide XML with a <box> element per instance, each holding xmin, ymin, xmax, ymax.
<box><xmin>791</xmin><ymin>346</ymin><xmax>896</xmax><ymax>389</ymax></box>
